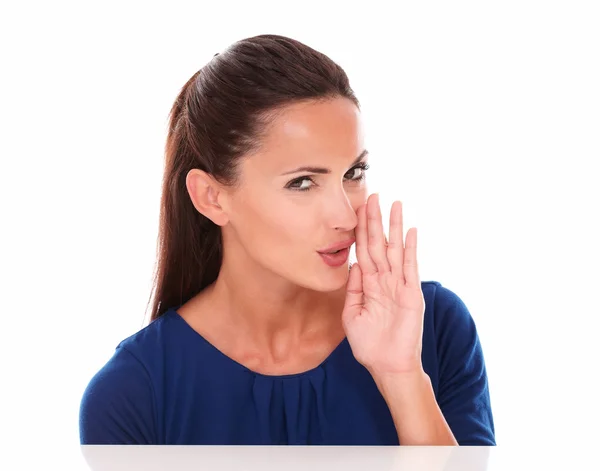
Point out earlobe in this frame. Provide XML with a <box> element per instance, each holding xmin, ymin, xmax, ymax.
<box><xmin>185</xmin><ymin>169</ymin><xmax>228</xmax><ymax>226</ymax></box>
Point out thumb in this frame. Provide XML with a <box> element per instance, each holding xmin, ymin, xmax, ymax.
<box><xmin>342</xmin><ymin>262</ymin><xmax>364</xmax><ymax>325</ymax></box>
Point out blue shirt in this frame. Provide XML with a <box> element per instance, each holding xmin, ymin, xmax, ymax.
<box><xmin>79</xmin><ymin>281</ymin><xmax>495</xmax><ymax>445</ymax></box>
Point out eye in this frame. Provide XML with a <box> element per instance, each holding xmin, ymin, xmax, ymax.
<box><xmin>345</xmin><ymin>162</ymin><xmax>370</xmax><ymax>182</ymax></box>
<box><xmin>286</xmin><ymin>176</ymin><xmax>316</xmax><ymax>192</ymax></box>
<box><xmin>285</xmin><ymin>162</ymin><xmax>370</xmax><ymax>192</ymax></box>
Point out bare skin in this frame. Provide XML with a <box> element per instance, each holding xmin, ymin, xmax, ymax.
<box><xmin>180</xmin><ymin>97</ymin><xmax>368</xmax><ymax>376</ymax></box>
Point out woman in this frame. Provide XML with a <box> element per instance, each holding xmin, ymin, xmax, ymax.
<box><xmin>79</xmin><ymin>34</ymin><xmax>495</xmax><ymax>446</ymax></box>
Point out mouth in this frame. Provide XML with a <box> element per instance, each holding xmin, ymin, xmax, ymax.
<box><xmin>317</xmin><ymin>238</ymin><xmax>356</xmax><ymax>255</ymax></box>
<box><xmin>318</xmin><ymin>247</ymin><xmax>351</xmax><ymax>267</ymax></box>
<box><xmin>317</xmin><ymin>238</ymin><xmax>355</xmax><ymax>268</ymax></box>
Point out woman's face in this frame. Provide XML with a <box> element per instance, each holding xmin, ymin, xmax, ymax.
<box><xmin>224</xmin><ymin>97</ymin><xmax>369</xmax><ymax>292</ymax></box>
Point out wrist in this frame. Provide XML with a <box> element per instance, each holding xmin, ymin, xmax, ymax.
<box><xmin>372</xmin><ymin>369</ymin><xmax>458</xmax><ymax>446</ymax></box>
<box><xmin>372</xmin><ymin>368</ymin><xmax>431</xmax><ymax>400</ymax></box>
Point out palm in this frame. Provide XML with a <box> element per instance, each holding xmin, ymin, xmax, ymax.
<box><xmin>342</xmin><ymin>194</ymin><xmax>425</xmax><ymax>376</ymax></box>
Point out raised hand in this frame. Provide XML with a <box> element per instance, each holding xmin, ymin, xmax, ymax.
<box><xmin>342</xmin><ymin>193</ymin><xmax>426</xmax><ymax>378</ymax></box>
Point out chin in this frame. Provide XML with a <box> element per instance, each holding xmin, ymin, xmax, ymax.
<box><xmin>309</xmin><ymin>262</ymin><xmax>351</xmax><ymax>292</ymax></box>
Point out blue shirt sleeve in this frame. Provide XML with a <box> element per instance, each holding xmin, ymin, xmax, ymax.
<box><xmin>79</xmin><ymin>346</ymin><xmax>157</xmax><ymax>444</ymax></box>
<box><xmin>433</xmin><ymin>285</ymin><xmax>496</xmax><ymax>445</ymax></box>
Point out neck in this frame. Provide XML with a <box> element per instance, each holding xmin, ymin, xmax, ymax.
<box><xmin>207</xmin><ymin>247</ymin><xmax>347</xmax><ymax>350</ymax></box>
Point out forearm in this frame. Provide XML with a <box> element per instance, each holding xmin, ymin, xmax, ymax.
<box><xmin>373</xmin><ymin>370</ymin><xmax>458</xmax><ymax>446</ymax></box>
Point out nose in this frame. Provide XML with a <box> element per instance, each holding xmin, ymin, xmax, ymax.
<box><xmin>327</xmin><ymin>190</ymin><xmax>360</xmax><ymax>232</ymax></box>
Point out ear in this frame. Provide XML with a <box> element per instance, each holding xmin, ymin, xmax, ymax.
<box><xmin>185</xmin><ymin>169</ymin><xmax>230</xmax><ymax>226</ymax></box>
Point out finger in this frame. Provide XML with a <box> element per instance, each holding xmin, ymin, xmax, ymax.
<box><xmin>367</xmin><ymin>193</ymin><xmax>391</xmax><ymax>273</ymax></box>
<box><xmin>355</xmin><ymin>203</ymin><xmax>377</xmax><ymax>275</ymax></box>
<box><xmin>387</xmin><ymin>200</ymin><xmax>405</xmax><ymax>280</ymax></box>
<box><xmin>342</xmin><ymin>263</ymin><xmax>364</xmax><ymax>326</ymax></box>
<box><xmin>403</xmin><ymin>227</ymin><xmax>420</xmax><ymax>286</ymax></box>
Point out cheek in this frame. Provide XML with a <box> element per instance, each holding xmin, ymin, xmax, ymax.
<box><xmin>262</xmin><ymin>200</ymin><xmax>314</xmax><ymax>242</ymax></box>
<box><xmin>234</xmin><ymin>197</ymin><xmax>311</xmax><ymax>248</ymax></box>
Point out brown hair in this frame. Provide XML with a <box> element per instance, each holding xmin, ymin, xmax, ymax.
<box><xmin>147</xmin><ymin>34</ymin><xmax>359</xmax><ymax>322</ymax></box>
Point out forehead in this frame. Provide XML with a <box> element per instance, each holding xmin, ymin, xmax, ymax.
<box><xmin>248</xmin><ymin>98</ymin><xmax>364</xmax><ymax>172</ymax></box>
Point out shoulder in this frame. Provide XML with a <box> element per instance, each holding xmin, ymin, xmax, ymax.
<box><xmin>117</xmin><ymin>310</ymin><xmax>174</xmax><ymax>352</ymax></box>
<box><xmin>420</xmin><ymin>280</ymin><xmax>487</xmax><ymax>380</ymax></box>
<box><xmin>79</xmin><ymin>312</ymin><xmax>178</xmax><ymax>444</ymax></box>
<box><xmin>84</xmin><ymin>311</ymin><xmax>180</xmax><ymax>391</ymax></box>
<box><xmin>420</xmin><ymin>281</ymin><xmax>496</xmax><ymax>444</ymax></box>
<box><xmin>421</xmin><ymin>280</ymin><xmax>479</xmax><ymax>339</ymax></box>
<box><xmin>80</xmin><ymin>342</ymin><xmax>154</xmax><ymax>411</ymax></box>
<box><xmin>79</xmin><ymin>344</ymin><xmax>157</xmax><ymax>443</ymax></box>
<box><xmin>420</xmin><ymin>280</ymin><xmax>469</xmax><ymax>314</ymax></box>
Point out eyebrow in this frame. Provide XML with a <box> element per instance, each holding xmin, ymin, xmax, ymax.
<box><xmin>280</xmin><ymin>150</ymin><xmax>369</xmax><ymax>176</ymax></box>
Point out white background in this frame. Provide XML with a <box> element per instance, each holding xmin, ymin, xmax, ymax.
<box><xmin>1</xmin><ymin>0</ymin><xmax>599</xmax><ymax>468</ymax></box>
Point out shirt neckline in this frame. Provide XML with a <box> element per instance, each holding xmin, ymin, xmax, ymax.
<box><xmin>165</xmin><ymin>308</ymin><xmax>349</xmax><ymax>380</ymax></box>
